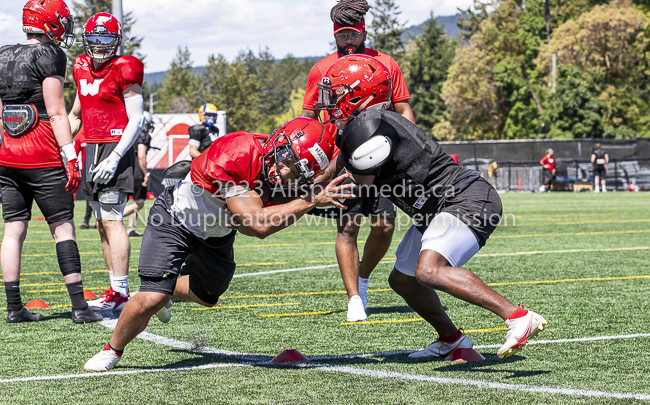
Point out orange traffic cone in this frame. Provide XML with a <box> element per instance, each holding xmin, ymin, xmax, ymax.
<box><xmin>25</xmin><ymin>299</ymin><xmax>49</xmax><ymax>309</ymax></box>
<box><xmin>445</xmin><ymin>348</ymin><xmax>485</xmax><ymax>363</ymax></box>
<box><xmin>83</xmin><ymin>291</ymin><xmax>98</xmax><ymax>299</ymax></box>
<box><xmin>270</xmin><ymin>349</ymin><xmax>310</xmax><ymax>364</ymax></box>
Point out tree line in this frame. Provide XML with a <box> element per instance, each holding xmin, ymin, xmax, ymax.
<box><xmin>67</xmin><ymin>0</ymin><xmax>650</xmax><ymax>140</ymax></box>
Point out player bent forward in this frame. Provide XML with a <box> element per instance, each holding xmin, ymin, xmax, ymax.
<box><xmin>315</xmin><ymin>55</ymin><xmax>548</xmax><ymax>359</ymax></box>
<box><xmin>84</xmin><ymin>118</ymin><xmax>353</xmax><ymax>371</ymax></box>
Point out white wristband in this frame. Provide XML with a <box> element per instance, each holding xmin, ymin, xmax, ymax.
<box><xmin>61</xmin><ymin>143</ymin><xmax>77</xmax><ymax>162</ymax></box>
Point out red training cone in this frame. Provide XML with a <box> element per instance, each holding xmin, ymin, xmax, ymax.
<box><xmin>270</xmin><ymin>349</ymin><xmax>310</xmax><ymax>364</ymax></box>
<box><xmin>83</xmin><ymin>291</ymin><xmax>98</xmax><ymax>299</ymax></box>
<box><xmin>445</xmin><ymin>348</ymin><xmax>485</xmax><ymax>363</ymax></box>
<box><xmin>25</xmin><ymin>299</ymin><xmax>49</xmax><ymax>309</ymax></box>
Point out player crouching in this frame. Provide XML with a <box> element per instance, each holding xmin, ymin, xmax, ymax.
<box><xmin>84</xmin><ymin>118</ymin><xmax>354</xmax><ymax>371</ymax></box>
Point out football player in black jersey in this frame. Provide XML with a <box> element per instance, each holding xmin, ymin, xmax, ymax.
<box><xmin>314</xmin><ymin>55</ymin><xmax>548</xmax><ymax>359</ymax></box>
<box><xmin>188</xmin><ymin>103</ymin><xmax>220</xmax><ymax>159</ymax></box>
<box><xmin>0</xmin><ymin>0</ymin><xmax>101</xmax><ymax>324</ymax></box>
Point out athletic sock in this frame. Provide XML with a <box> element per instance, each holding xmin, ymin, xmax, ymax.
<box><xmin>66</xmin><ymin>282</ymin><xmax>88</xmax><ymax>310</ymax></box>
<box><xmin>358</xmin><ymin>277</ymin><xmax>369</xmax><ymax>307</ymax></box>
<box><xmin>108</xmin><ymin>270</ymin><xmax>114</xmax><ymax>286</ymax></box>
<box><xmin>4</xmin><ymin>282</ymin><xmax>23</xmax><ymax>311</ymax></box>
<box><xmin>506</xmin><ymin>307</ymin><xmax>529</xmax><ymax>320</ymax></box>
<box><xmin>105</xmin><ymin>343</ymin><xmax>123</xmax><ymax>357</ymax></box>
<box><xmin>439</xmin><ymin>329</ymin><xmax>462</xmax><ymax>343</ymax></box>
<box><xmin>111</xmin><ymin>275</ymin><xmax>128</xmax><ymax>297</ymax></box>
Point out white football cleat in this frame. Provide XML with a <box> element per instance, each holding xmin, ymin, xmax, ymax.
<box><xmin>346</xmin><ymin>295</ymin><xmax>367</xmax><ymax>322</ymax></box>
<box><xmin>156</xmin><ymin>300</ymin><xmax>173</xmax><ymax>323</ymax></box>
<box><xmin>84</xmin><ymin>346</ymin><xmax>121</xmax><ymax>372</ymax></box>
<box><xmin>498</xmin><ymin>310</ymin><xmax>548</xmax><ymax>359</ymax></box>
<box><xmin>87</xmin><ymin>287</ymin><xmax>129</xmax><ymax>311</ymax></box>
<box><xmin>409</xmin><ymin>333</ymin><xmax>473</xmax><ymax>359</ymax></box>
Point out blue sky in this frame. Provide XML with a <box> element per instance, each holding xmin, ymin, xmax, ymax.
<box><xmin>1</xmin><ymin>0</ymin><xmax>473</xmax><ymax>73</ymax></box>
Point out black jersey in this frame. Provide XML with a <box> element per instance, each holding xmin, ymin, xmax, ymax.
<box><xmin>592</xmin><ymin>149</ymin><xmax>607</xmax><ymax>167</ymax></box>
<box><xmin>0</xmin><ymin>43</ymin><xmax>67</xmax><ymax>121</ymax></box>
<box><xmin>133</xmin><ymin>130</ymin><xmax>152</xmax><ymax>178</ymax></box>
<box><xmin>188</xmin><ymin>123</ymin><xmax>219</xmax><ymax>155</ymax></box>
<box><xmin>338</xmin><ymin>109</ymin><xmax>481</xmax><ymax>224</ymax></box>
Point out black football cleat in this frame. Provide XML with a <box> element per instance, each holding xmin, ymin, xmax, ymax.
<box><xmin>6</xmin><ymin>307</ymin><xmax>44</xmax><ymax>323</ymax></box>
<box><xmin>72</xmin><ymin>307</ymin><xmax>103</xmax><ymax>324</ymax></box>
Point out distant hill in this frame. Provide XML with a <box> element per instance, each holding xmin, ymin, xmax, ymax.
<box><xmin>401</xmin><ymin>13</ymin><xmax>463</xmax><ymax>41</ymax></box>
<box><xmin>144</xmin><ymin>14</ymin><xmax>463</xmax><ymax>85</ymax></box>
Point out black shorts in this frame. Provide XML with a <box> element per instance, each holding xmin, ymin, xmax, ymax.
<box><xmin>308</xmin><ymin>194</ymin><xmax>397</xmax><ymax>220</ymax></box>
<box><xmin>433</xmin><ymin>178</ymin><xmax>502</xmax><ymax>247</ymax></box>
<box><xmin>593</xmin><ymin>166</ymin><xmax>606</xmax><ymax>178</ymax></box>
<box><xmin>0</xmin><ymin>166</ymin><xmax>74</xmax><ymax>224</ymax></box>
<box><xmin>132</xmin><ymin>177</ymin><xmax>147</xmax><ymax>201</ymax></box>
<box><xmin>81</xmin><ymin>142</ymin><xmax>135</xmax><ymax>201</ymax></box>
<box><xmin>137</xmin><ymin>187</ymin><xmax>236</xmax><ymax>305</ymax></box>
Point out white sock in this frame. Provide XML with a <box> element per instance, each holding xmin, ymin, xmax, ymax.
<box><xmin>595</xmin><ymin>185</ymin><xmax>599</xmax><ymax>192</ymax></box>
<box><xmin>108</xmin><ymin>270</ymin><xmax>114</xmax><ymax>285</ymax></box>
<box><xmin>111</xmin><ymin>275</ymin><xmax>129</xmax><ymax>297</ymax></box>
<box><xmin>358</xmin><ymin>277</ymin><xmax>369</xmax><ymax>309</ymax></box>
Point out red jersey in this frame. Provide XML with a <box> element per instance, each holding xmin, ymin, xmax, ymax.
<box><xmin>73</xmin><ymin>54</ymin><xmax>144</xmax><ymax>144</ymax></box>
<box><xmin>191</xmin><ymin>131</ymin><xmax>266</xmax><ymax>196</ymax></box>
<box><xmin>540</xmin><ymin>155</ymin><xmax>555</xmax><ymax>172</ymax></box>
<box><xmin>303</xmin><ymin>49</ymin><xmax>410</xmax><ymax>118</ymax></box>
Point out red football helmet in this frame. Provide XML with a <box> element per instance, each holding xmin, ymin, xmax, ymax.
<box><xmin>262</xmin><ymin>117</ymin><xmax>335</xmax><ymax>187</ymax></box>
<box><xmin>314</xmin><ymin>54</ymin><xmax>393</xmax><ymax>122</ymax></box>
<box><xmin>22</xmin><ymin>0</ymin><xmax>75</xmax><ymax>48</ymax></box>
<box><xmin>83</xmin><ymin>13</ymin><xmax>123</xmax><ymax>64</ymax></box>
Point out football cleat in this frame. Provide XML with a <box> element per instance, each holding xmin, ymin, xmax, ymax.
<box><xmin>346</xmin><ymin>295</ymin><xmax>367</xmax><ymax>322</ymax></box>
<box><xmin>155</xmin><ymin>300</ymin><xmax>172</xmax><ymax>323</ymax></box>
<box><xmin>84</xmin><ymin>346</ymin><xmax>121</xmax><ymax>372</ymax></box>
<box><xmin>87</xmin><ymin>287</ymin><xmax>129</xmax><ymax>311</ymax></box>
<box><xmin>498</xmin><ymin>310</ymin><xmax>548</xmax><ymax>359</ymax></box>
<box><xmin>71</xmin><ymin>306</ymin><xmax>103</xmax><ymax>324</ymax></box>
<box><xmin>6</xmin><ymin>307</ymin><xmax>44</xmax><ymax>323</ymax></box>
<box><xmin>409</xmin><ymin>333</ymin><xmax>473</xmax><ymax>359</ymax></box>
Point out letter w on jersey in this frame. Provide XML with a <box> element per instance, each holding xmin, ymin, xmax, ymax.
<box><xmin>79</xmin><ymin>79</ymin><xmax>104</xmax><ymax>96</ymax></box>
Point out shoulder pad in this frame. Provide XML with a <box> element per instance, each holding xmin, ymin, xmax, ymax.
<box><xmin>349</xmin><ymin>136</ymin><xmax>391</xmax><ymax>171</ymax></box>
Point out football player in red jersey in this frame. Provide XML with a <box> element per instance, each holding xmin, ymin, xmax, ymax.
<box><xmin>301</xmin><ymin>0</ymin><xmax>415</xmax><ymax>322</ymax></box>
<box><xmin>68</xmin><ymin>13</ymin><xmax>145</xmax><ymax>311</ymax></box>
<box><xmin>84</xmin><ymin>118</ymin><xmax>355</xmax><ymax>371</ymax></box>
<box><xmin>0</xmin><ymin>0</ymin><xmax>101</xmax><ymax>324</ymax></box>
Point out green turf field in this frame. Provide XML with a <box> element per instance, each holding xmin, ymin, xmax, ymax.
<box><xmin>1</xmin><ymin>192</ymin><xmax>649</xmax><ymax>404</ymax></box>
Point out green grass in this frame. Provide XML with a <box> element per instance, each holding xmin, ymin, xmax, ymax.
<box><xmin>1</xmin><ymin>192</ymin><xmax>649</xmax><ymax>404</ymax></box>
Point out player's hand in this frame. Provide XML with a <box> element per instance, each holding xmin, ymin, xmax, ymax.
<box><xmin>92</xmin><ymin>151</ymin><xmax>121</xmax><ymax>184</ymax></box>
<box><xmin>142</xmin><ymin>176</ymin><xmax>150</xmax><ymax>187</ymax></box>
<box><xmin>65</xmin><ymin>158</ymin><xmax>81</xmax><ymax>194</ymax></box>
<box><xmin>309</xmin><ymin>172</ymin><xmax>356</xmax><ymax>209</ymax></box>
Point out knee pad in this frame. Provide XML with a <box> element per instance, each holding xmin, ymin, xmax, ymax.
<box><xmin>55</xmin><ymin>240</ymin><xmax>81</xmax><ymax>277</ymax></box>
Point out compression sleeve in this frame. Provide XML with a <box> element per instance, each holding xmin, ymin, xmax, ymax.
<box><xmin>113</xmin><ymin>95</ymin><xmax>144</xmax><ymax>157</ymax></box>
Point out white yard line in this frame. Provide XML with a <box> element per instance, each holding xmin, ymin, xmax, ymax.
<box><xmin>2</xmin><ymin>328</ymin><xmax>649</xmax><ymax>402</ymax></box>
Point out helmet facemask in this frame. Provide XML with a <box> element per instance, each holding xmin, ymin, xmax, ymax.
<box><xmin>262</xmin><ymin>131</ymin><xmax>315</xmax><ymax>189</ymax></box>
<box><xmin>83</xmin><ymin>31</ymin><xmax>121</xmax><ymax>63</ymax></box>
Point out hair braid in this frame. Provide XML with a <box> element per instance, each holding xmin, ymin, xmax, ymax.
<box><xmin>330</xmin><ymin>0</ymin><xmax>370</xmax><ymax>26</ymax></box>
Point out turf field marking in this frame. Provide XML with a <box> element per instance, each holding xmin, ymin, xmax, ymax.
<box><xmin>192</xmin><ymin>302</ymin><xmax>299</xmax><ymax>311</ymax></box>
<box><xmin>522</xmin><ymin>218</ymin><xmax>650</xmax><ymax>226</ymax></box>
<box><xmin>314</xmin><ymin>365</ymin><xmax>650</xmax><ymax>401</ymax></box>
<box><xmin>261</xmin><ymin>310</ymin><xmax>342</xmax><ymax>317</ymax></box>
<box><xmin>475</xmin><ymin>246</ymin><xmax>650</xmax><ymax>258</ymax></box>
<box><xmin>491</xmin><ymin>229</ymin><xmax>650</xmax><ymax>239</ymax></box>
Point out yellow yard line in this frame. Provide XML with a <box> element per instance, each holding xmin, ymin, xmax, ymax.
<box><xmin>491</xmin><ymin>229</ymin><xmax>650</xmax><ymax>239</ymax></box>
<box><xmin>192</xmin><ymin>302</ymin><xmax>299</xmax><ymax>311</ymax></box>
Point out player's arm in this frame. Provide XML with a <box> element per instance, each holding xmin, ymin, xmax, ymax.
<box><xmin>393</xmin><ymin>101</ymin><xmax>415</xmax><ymax>124</ymax></box>
<box><xmin>189</xmin><ymin>145</ymin><xmax>201</xmax><ymax>159</ymax></box>
<box><xmin>301</xmin><ymin>65</ymin><xmax>322</xmax><ymax>120</ymax></box>
<box><xmin>188</xmin><ymin>126</ymin><xmax>202</xmax><ymax>158</ymax></box>
<box><xmin>68</xmin><ymin>91</ymin><xmax>83</xmax><ymax>136</ymax></box>
<box><xmin>313</xmin><ymin>153</ymin><xmax>345</xmax><ymax>183</ymax></box>
<box><xmin>43</xmin><ymin>75</ymin><xmax>80</xmax><ymax>192</ymax></box>
<box><xmin>226</xmin><ymin>173</ymin><xmax>354</xmax><ymax>239</ymax></box>
<box><xmin>0</xmin><ymin>98</ymin><xmax>3</xmax><ymax>128</ymax></box>
<box><xmin>591</xmin><ymin>153</ymin><xmax>596</xmax><ymax>164</ymax></box>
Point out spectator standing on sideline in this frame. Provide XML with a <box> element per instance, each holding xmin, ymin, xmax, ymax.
<box><xmin>301</xmin><ymin>0</ymin><xmax>415</xmax><ymax>322</ymax></box>
<box><xmin>123</xmin><ymin>111</ymin><xmax>154</xmax><ymax>237</ymax></box>
<box><xmin>591</xmin><ymin>143</ymin><xmax>609</xmax><ymax>192</ymax></box>
<box><xmin>540</xmin><ymin>149</ymin><xmax>556</xmax><ymax>193</ymax></box>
